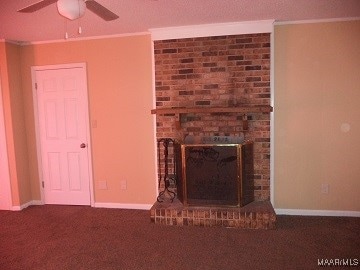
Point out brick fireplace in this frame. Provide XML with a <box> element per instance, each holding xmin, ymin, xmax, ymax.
<box><xmin>150</xmin><ymin>33</ymin><xmax>275</xmax><ymax>229</ymax></box>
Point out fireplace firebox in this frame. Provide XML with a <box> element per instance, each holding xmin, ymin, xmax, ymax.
<box><xmin>175</xmin><ymin>141</ymin><xmax>254</xmax><ymax>207</ymax></box>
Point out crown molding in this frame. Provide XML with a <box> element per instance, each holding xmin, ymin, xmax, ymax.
<box><xmin>150</xmin><ymin>20</ymin><xmax>275</xmax><ymax>41</ymax></box>
<box><xmin>0</xmin><ymin>39</ymin><xmax>24</xmax><ymax>45</ymax></box>
<box><xmin>274</xmin><ymin>17</ymin><xmax>360</xmax><ymax>26</ymax></box>
<box><xmin>18</xmin><ymin>31</ymin><xmax>151</xmax><ymax>46</ymax></box>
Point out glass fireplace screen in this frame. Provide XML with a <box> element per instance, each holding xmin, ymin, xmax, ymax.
<box><xmin>175</xmin><ymin>142</ymin><xmax>254</xmax><ymax>207</ymax></box>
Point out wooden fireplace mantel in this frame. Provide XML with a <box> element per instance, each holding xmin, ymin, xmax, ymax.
<box><xmin>151</xmin><ymin>105</ymin><xmax>273</xmax><ymax>115</ymax></box>
<box><xmin>151</xmin><ymin>105</ymin><xmax>273</xmax><ymax>130</ymax></box>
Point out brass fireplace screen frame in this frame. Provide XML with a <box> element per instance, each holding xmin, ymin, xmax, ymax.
<box><xmin>175</xmin><ymin>142</ymin><xmax>254</xmax><ymax>207</ymax></box>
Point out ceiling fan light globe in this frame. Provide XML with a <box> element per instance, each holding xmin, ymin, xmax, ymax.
<box><xmin>57</xmin><ymin>0</ymin><xmax>86</xmax><ymax>20</ymax></box>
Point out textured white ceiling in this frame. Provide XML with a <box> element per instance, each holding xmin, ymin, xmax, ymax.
<box><xmin>0</xmin><ymin>0</ymin><xmax>359</xmax><ymax>43</ymax></box>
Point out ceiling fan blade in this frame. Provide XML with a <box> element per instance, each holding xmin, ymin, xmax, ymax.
<box><xmin>85</xmin><ymin>0</ymin><xmax>119</xmax><ymax>21</ymax></box>
<box><xmin>17</xmin><ymin>0</ymin><xmax>58</xmax><ymax>13</ymax></box>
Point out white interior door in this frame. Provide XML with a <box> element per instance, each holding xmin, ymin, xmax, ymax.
<box><xmin>34</xmin><ymin>64</ymin><xmax>92</xmax><ymax>205</ymax></box>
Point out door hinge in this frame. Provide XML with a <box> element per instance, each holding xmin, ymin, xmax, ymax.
<box><xmin>42</xmin><ymin>181</ymin><xmax>44</xmax><ymax>188</ymax></box>
<box><xmin>35</xmin><ymin>82</ymin><xmax>38</xmax><ymax>90</ymax></box>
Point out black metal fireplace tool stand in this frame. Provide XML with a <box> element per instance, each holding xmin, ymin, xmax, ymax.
<box><xmin>157</xmin><ymin>138</ymin><xmax>177</xmax><ymax>203</ymax></box>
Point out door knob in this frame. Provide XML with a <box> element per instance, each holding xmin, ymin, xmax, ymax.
<box><xmin>80</xmin><ymin>143</ymin><xmax>86</xmax><ymax>148</ymax></box>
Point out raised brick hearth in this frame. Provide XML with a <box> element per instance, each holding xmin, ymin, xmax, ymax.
<box><xmin>150</xmin><ymin>199</ymin><xmax>276</xmax><ymax>229</ymax></box>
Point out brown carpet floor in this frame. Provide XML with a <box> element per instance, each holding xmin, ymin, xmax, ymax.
<box><xmin>0</xmin><ymin>205</ymin><xmax>359</xmax><ymax>270</ymax></box>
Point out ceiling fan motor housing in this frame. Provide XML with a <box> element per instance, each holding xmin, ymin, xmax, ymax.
<box><xmin>57</xmin><ymin>0</ymin><xmax>86</xmax><ymax>20</ymax></box>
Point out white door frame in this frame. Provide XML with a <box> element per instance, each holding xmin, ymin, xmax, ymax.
<box><xmin>31</xmin><ymin>63</ymin><xmax>95</xmax><ymax>206</ymax></box>
<box><xmin>0</xmin><ymin>73</ymin><xmax>12</xmax><ymax>210</ymax></box>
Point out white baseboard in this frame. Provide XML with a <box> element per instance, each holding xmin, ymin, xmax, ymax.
<box><xmin>9</xmin><ymin>202</ymin><xmax>359</xmax><ymax>216</ymax></box>
<box><xmin>11</xmin><ymin>200</ymin><xmax>43</xmax><ymax>211</ymax></box>
<box><xmin>10</xmin><ymin>201</ymin><xmax>151</xmax><ymax>211</ymax></box>
<box><xmin>275</xmin><ymin>208</ymin><xmax>360</xmax><ymax>217</ymax></box>
<box><xmin>94</xmin><ymin>202</ymin><xmax>153</xmax><ymax>210</ymax></box>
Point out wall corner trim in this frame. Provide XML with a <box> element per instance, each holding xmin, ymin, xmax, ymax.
<box><xmin>94</xmin><ymin>202</ymin><xmax>153</xmax><ymax>210</ymax></box>
<box><xmin>275</xmin><ymin>208</ymin><xmax>360</xmax><ymax>217</ymax></box>
<box><xmin>150</xmin><ymin>20</ymin><xmax>275</xmax><ymax>41</ymax></box>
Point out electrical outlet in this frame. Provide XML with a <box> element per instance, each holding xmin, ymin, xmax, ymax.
<box><xmin>120</xmin><ymin>180</ymin><xmax>127</xmax><ymax>190</ymax></box>
<box><xmin>98</xmin><ymin>180</ymin><xmax>107</xmax><ymax>190</ymax></box>
<box><xmin>321</xmin><ymin>183</ymin><xmax>329</xmax><ymax>194</ymax></box>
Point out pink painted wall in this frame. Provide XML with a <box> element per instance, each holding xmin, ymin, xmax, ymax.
<box><xmin>274</xmin><ymin>20</ymin><xmax>360</xmax><ymax>211</ymax></box>
<box><xmin>20</xmin><ymin>35</ymin><xmax>157</xmax><ymax>206</ymax></box>
<box><xmin>0</xmin><ymin>42</ymin><xmax>32</xmax><ymax>206</ymax></box>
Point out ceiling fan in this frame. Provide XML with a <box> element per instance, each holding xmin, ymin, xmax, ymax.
<box><xmin>18</xmin><ymin>0</ymin><xmax>119</xmax><ymax>21</ymax></box>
